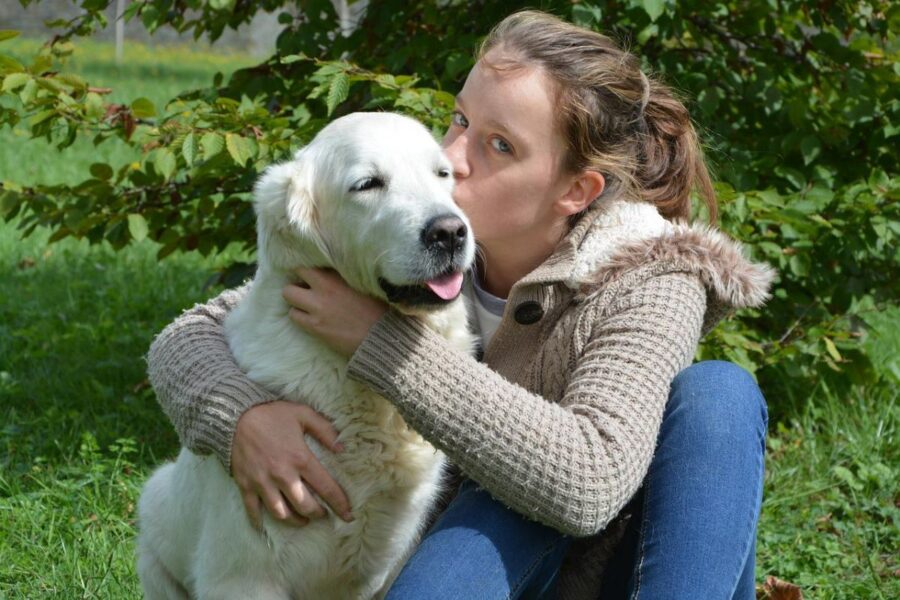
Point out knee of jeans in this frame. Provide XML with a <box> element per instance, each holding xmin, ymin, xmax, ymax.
<box><xmin>670</xmin><ymin>361</ymin><xmax>768</xmax><ymax>442</ymax></box>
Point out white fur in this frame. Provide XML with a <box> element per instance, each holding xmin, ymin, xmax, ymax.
<box><xmin>566</xmin><ymin>197</ymin><xmax>671</xmax><ymax>289</ymax></box>
<box><xmin>138</xmin><ymin>113</ymin><xmax>477</xmax><ymax>600</ymax></box>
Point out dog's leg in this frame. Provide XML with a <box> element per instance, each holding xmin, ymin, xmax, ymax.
<box><xmin>137</xmin><ymin>545</ymin><xmax>190</xmax><ymax>600</ymax></box>
<box><xmin>138</xmin><ymin>462</ymin><xmax>191</xmax><ymax>599</ymax></box>
<box><xmin>196</xmin><ymin>580</ymin><xmax>291</xmax><ymax>600</ymax></box>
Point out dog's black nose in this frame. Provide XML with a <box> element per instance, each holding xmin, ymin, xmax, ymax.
<box><xmin>422</xmin><ymin>215</ymin><xmax>468</xmax><ymax>255</ymax></box>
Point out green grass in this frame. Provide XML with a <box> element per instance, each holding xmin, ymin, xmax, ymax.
<box><xmin>1</xmin><ymin>38</ymin><xmax>898</xmax><ymax>599</ymax></box>
<box><xmin>0</xmin><ymin>222</ymin><xmax>237</xmax><ymax>597</ymax></box>
<box><xmin>757</xmin><ymin>386</ymin><xmax>899</xmax><ymax>598</ymax></box>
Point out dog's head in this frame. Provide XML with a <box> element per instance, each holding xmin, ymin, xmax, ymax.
<box><xmin>253</xmin><ymin>112</ymin><xmax>475</xmax><ymax>311</ymax></box>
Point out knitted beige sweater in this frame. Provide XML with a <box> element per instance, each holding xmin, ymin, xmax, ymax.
<box><xmin>147</xmin><ymin>198</ymin><xmax>774</xmax><ymax>598</ymax></box>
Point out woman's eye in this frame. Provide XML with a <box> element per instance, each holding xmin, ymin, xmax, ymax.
<box><xmin>451</xmin><ymin>112</ymin><xmax>469</xmax><ymax>128</ymax></box>
<box><xmin>350</xmin><ymin>177</ymin><xmax>385</xmax><ymax>192</ymax></box>
<box><xmin>491</xmin><ymin>137</ymin><xmax>512</xmax><ymax>154</ymax></box>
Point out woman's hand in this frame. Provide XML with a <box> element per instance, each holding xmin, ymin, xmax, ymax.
<box><xmin>231</xmin><ymin>401</ymin><xmax>354</xmax><ymax>529</ymax></box>
<box><xmin>282</xmin><ymin>267</ymin><xmax>389</xmax><ymax>357</ymax></box>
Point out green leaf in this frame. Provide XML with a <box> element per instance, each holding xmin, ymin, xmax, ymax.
<box><xmin>154</xmin><ymin>148</ymin><xmax>176</xmax><ymax>181</ymax></box>
<box><xmin>122</xmin><ymin>1</ymin><xmax>142</xmax><ymax>21</ymax></box>
<box><xmin>19</xmin><ymin>78</ymin><xmax>37</xmax><ymax>104</ymax></box>
<box><xmin>640</xmin><ymin>0</ymin><xmax>666</xmax><ymax>22</ymax></box>
<box><xmin>29</xmin><ymin>54</ymin><xmax>52</xmax><ymax>77</ymax></box>
<box><xmin>89</xmin><ymin>163</ymin><xmax>113</xmax><ymax>180</ymax></box>
<box><xmin>326</xmin><ymin>73</ymin><xmax>350</xmax><ymax>116</ymax></box>
<box><xmin>775</xmin><ymin>166</ymin><xmax>806</xmax><ymax>190</ymax></box>
<box><xmin>226</xmin><ymin>133</ymin><xmax>255</xmax><ymax>167</ymax></box>
<box><xmin>571</xmin><ymin>4</ymin><xmax>602</xmax><ymax>27</ymax></box>
<box><xmin>800</xmin><ymin>136</ymin><xmax>821</xmax><ymax>166</ymax></box>
<box><xmin>823</xmin><ymin>337</ymin><xmax>842</xmax><ymax>362</ymax></box>
<box><xmin>28</xmin><ymin>109</ymin><xmax>56</xmax><ymax>126</ymax></box>
<box><xmin>788</xmin><ymin>254</ymin><xmax>810</xmax><ymax>277</ymax></box>
<box><xmin>0</xmin><ymin>55</ymin><xmax>25</xmax><ymax>73</ymax></box>
<box><xmin>182</xmin><ymin>132</ymin><xmax>198</xmax><ymax>167</ymax></box>
<box><xmin>84</xmin><ymin>91</ymin><xmax>104</xmax><ymax>119</ymax></box>
<box><xmin>127</xmin><ymin>213</ymin><xmax>149</xmax><ymax>242</ymax></box>
<box><xmin>200</xmin><ymin>132</ymin><xmax>224</xmax><ymax>159</ymax></box>
<box><xmin>0</xmin><ymin>30</ymin><xmax>20</xmax><ymax>42</ymax></box>
<box><xmin>0</xmin><ymin>190</ymin><xmax>20</xmax><ymax>218</ymax></box>
<box><xmin>2</xmin><ymin>72</ymin><xmax>31</xmax><ymax>92</ymax></box>
<box><xmin>280</xmin><ymin>53</ymin><xmax>308</xmax><ymax>64</ymax></box>
<box><xmin>131</xmin><ymin>98</ymin><xmax>156</xmax><ymax>119</ymax></box>
<box><xmin>131</xmin><ymin>97</ymin><xmax>156</xmax><ymax>118</ymax></box>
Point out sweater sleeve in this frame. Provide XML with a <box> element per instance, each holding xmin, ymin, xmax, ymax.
<box><xmin>146</xmin><ymin>284</ymin><xmax>278</xmax><ymax>471</ymax></box>
<box><xmin>347</xmin><ymin>272</ymin><xmax>706</xmax><ymax>537</ymax></box>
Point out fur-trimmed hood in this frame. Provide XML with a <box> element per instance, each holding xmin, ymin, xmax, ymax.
<box><xmin>518</xmin><ymin>197</ymin><xmax>776</xmax><ymax>335</ymax></box>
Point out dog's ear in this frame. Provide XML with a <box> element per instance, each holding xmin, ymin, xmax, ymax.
<box><xmin>253</xmin><ymin>150</ymin><xmax>331</xmax><ymax>271</ymax></box>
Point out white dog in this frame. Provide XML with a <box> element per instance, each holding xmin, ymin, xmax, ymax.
<box><xmin>137</xmin><ymin>112</ymin><xmax>477</xmax><ymax>599</ymax></box>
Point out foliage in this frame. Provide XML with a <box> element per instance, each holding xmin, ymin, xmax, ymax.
<box><xmin>0</xmin><ymin>0</ymin><xmax>898</xmax><ymax>402</ymax></box>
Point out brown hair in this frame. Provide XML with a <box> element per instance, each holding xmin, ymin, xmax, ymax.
<box><xmin>477</xmin><ymin>10</ymin><xmax>717</xmax><ymax>223</ymax></box>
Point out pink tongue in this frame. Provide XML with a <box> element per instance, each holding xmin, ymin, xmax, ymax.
<box><xmin>425</xmin><ymin>271</ymin><xmax>464</xmax><ymax>300</ymax></box>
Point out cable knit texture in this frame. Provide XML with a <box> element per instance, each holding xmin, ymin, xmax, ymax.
<box><xmin>145</xmin><ymin>197</ymin><xmax>774</xmax><ymax>599</ymax></box>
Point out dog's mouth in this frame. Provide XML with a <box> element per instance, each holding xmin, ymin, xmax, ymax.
<box><xmin>378</xmin><ymin>269</ymin><xmax>465</xmax><ymax>307</ymax></box>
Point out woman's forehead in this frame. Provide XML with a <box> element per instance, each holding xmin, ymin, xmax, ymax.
<box><xmin>458</xmin><ymin>58</ymin><xmax>563</xmax><ymax>149</ymax></box>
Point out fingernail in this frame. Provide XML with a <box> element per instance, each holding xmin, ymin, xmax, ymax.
<box><xmin>333</xmin><ymin>442</ymin><xmax>345</xmax><ymax>453</ymax></box>
<box><xmin>342</xmin><ymin>511</ymin><xmax>354</xmax><ymax>522</ymax></box>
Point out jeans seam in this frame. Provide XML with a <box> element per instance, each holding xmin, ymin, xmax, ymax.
<box><xmin>628</xmin><ymin>480</ymin><xmax>651</xmax><ymax>600</ymax></box>
<box><xmin>726</xmin><ymin>416</ymin><xmax>767</xmax><ymax>596</ymax></box>
<box><xmin>731</xmin><ymin>410</ymin><xmax>766</xmax><ymax>596</ymax></box>
<box><xmin>506</xmin><ymin>535</ymin><xmax>566</xmax><ymax>600</ymax></box>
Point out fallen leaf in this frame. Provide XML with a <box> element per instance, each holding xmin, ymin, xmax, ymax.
<box><xmin>757</xmin><ymin>575</ymin><xmax>803</xmax><ymax>600</ymax></box>
<box><xmin>17</xmin><ymin>257</ymin><xmax>35</xmax><ymax>269</ymax></box>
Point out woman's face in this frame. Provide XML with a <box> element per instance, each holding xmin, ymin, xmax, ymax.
<box><xmin>441</xmin><ymin>51</ymin><xmax>574</xmax><ymax>248</ymax></box>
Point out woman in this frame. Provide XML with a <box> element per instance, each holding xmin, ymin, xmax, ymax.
<box><xmin>148</xmin><ymin>11</ymin><xmax>773</xmax><ymax>599</ymax></box>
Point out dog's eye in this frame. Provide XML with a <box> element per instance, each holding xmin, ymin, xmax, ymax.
<box><xmin>437</xmin><ymin>168</ymin><xmax>451</xmax><ymax>178</ymax></box>
<box><xmin>350</xmin><ymin>177</ymin><xmax>385</xmax><ymax>192</ymax></box>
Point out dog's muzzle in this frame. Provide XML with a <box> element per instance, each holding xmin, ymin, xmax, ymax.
<box><xmin>421</xmin><ymin>215</ymin><xmax>468</xmax><ymax>259</ymax></box>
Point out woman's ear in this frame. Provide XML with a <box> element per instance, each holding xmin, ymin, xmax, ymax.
<box><xmin>554</xmin><ymin>170</ymin><xmax>605</xmax><ymax>217</ymax></box>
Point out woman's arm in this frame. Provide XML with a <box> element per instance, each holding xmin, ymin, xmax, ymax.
<box><xmin>146</xmin><ymin>284</ymin><xmax>276</xmax><ymax>470</ymax></box>
<box><xmin>347</xmin><ymin>272</ymin><xmax>706</xmax><ymax>537</ymax></box>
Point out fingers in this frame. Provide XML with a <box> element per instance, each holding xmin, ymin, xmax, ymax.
<box><xmin>294</xmin><ymin>406</ymin><xmax>353</xmax><ymax>521</ymax></box>
<box><xmin>283</xmin><ymin>281</ymin><xmax>314</xmax><ymax>312</ymax></box>
<box><xmin>281</xmin><ymin>477</ymin><xmax>327</xmax><ymax>520</ymax></box>
<box><xmin>297</xmin><ymin>404</ymin><xmax>344</xmax><ymax>452</ymax></box>
<box><xmin>259</xmin><ymin>485</ymin><xmax>309</xmax><ymax>528</ymax></box>
<box><xmin>292</xmin><ymin>452</ymin><xmax>354</xmax><ymax>522</ymax></box>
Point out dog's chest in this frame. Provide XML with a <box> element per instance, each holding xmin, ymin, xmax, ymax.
<box><xmin>224</xmin><ymin>286</ymin><xmax>445</xmax><ymax>487</ymax></box>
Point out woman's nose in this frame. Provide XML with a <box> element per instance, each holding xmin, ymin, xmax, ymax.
<box><xmin>442</xmin><ymin>131</ymin><xmax>470</xmax><ymax>179</ymax></box>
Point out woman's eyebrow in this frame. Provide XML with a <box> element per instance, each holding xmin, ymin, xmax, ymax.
<box><xmin>485</xmin><ymin>117</ymin><xmax>515</xmax><ymax>138</ymax></box>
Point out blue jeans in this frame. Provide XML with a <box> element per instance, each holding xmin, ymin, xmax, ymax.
<box><xmin>383</xmin><ymin>361</ymin><xmax>768</xmax><ymax>599</ymax></box>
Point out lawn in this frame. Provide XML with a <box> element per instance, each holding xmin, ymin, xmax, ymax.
<box><xmin>1</xmin><ymin>38</ymin><xmax>897</xmax><ymax>599</ymax></box>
